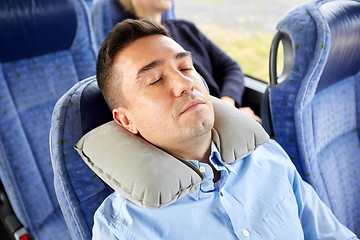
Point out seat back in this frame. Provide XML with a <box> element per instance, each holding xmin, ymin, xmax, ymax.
<box><xmin>84</xmin><ymin>0</ymin><xmax>93</xmax><ymax>9</ymax></box>
<box><xmin>0</xmin><ymin>0</ymin><xmax>97</xmax><ymax>238</ymax></box>
<box><xmin>91</xmin><ymin>0</ymin><xmax>176</xmax><ymax>47</ymax></box>
<box><xmin>265</xmin><ymin>0</ymin><xmax>360</xmax><ymax>234</ymax></box>
<box><xmin>50</xmin><ymin>77</ymin><xmax>113</xmax><ymax>240</ymax></box>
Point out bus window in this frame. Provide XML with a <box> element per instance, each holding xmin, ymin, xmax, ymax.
<box><xmin>176</xmin><ymin>0</ymin><xmax>309</xmax><ymax>82</ymax></box>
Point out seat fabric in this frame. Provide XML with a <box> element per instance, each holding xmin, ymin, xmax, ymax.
<box><xmin>268</xmin><ymin>0</ymin><xmax>360</xmax><ymax>235</ymax></box>
<box><xmin>51</xmin><ymin>76</ymin><xmax>113</xmax><ymax>240</ymax></box>
<box><xmin>0</xmin><ymin>0</ymin><xmax>97</xmax><ymax>238</ymax></box>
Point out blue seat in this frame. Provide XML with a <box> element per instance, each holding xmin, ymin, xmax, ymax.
<box><xmin>263</xmin><ymin>0</ymin><xmax>360</xmax><ymax>235</ymax></box>
<box><xmin>91</xmin><ymin>0</ymin><xmax>175</xmax><ymax>47</ymax></box>
<box><xmin>0</xmin><ymin>0</ymin><xmax>97</xmax><ymax>238</ymax></box>
<box><xmin>84</xmin><ymin>0</ymin><xmax>93</xmax><ymax>9</ymax></box>
<box><xmin>50</xmin><ymin>77</ymin><xmax>113</xmax><ymax>240</ymax></box>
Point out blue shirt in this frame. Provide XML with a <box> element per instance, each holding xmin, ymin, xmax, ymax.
<box><xmin>92</xmin><ymin>140</ymin><xmax>358</xmax><ymax>240</ymax></box>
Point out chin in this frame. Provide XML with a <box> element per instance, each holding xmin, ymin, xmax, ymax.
<box><xmin>201</xmin><ymin>118</ymin><xmax>214</xmax><ymax>132</ymax></box>
<box><xmin>190</xmin><ymin>117</ymin><xmax>214</xmax><ymax>137</ymax></box>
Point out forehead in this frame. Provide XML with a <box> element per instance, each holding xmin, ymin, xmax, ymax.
<box><xmin>114</xmin><ymin>34</ymin><xmax>186</xmax><ymax>69</ymax></box>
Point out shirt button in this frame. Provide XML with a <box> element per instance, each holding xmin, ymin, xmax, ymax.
<box><xmin>220</xmin><ymin>190</ymin><xmax>224</xmax><ymax>196</ymax></box>
<box><xmin>191</xmin><ymin>187</ymin><xmax>196</xmax><ymax>193</ymax></box>
<box><xmin>199</xmin><ymin>166</ymin><xmax>206</xmax><ymax>173</ymax></box>
<box><xmin>242</xmin><ymin>229</ymin><xmax>249</xmax><ymax>237</ymax></box>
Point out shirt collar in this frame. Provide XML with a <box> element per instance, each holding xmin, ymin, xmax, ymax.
<box><xmin>188</xmin><ymin>134</ymin><xmax>237</xmax><ymax>174</ymax></box>
<box><xmin>210</xmin><ymin>130</ymin><xmax>237</xmax><ymax>174</ymax></box>
<box><xmin>187</xmin><ymin>132</ymin><xmax>238</xmax><ymax>200</ymax></box>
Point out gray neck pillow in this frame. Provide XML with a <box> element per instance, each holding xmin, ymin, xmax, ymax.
<box><xmin>74</xmin><ymin>96</ymin><xmax>269</xmax><ymax>209</ymax></box>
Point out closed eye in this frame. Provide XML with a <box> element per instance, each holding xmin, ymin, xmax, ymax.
<box><xmin>180</xmin><ymin>67</ymin><xmax>194</xmax><ymax>73</ymax></box>
<box><xmin>150</xmin><ymin>76</ymin><xmax>163</xmax><ymax>86</ymax></box>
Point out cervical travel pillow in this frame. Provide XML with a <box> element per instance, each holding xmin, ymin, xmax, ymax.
<box><xmin>74</xmin><ymin>96</ymin><xmax>269</xmax><ymax>209</ymax></box>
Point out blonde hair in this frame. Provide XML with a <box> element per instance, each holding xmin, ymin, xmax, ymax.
<box><xmin>119</xmin><ymin>0</ymin><xmax>134</xmax><ymax>13</ymax></box>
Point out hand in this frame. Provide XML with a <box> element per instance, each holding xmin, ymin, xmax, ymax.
<box><xmin>239</xmin><ymin>107</ymin><xmax>262</xmax><ymax>123</ymax></box>
<box><xmin>220</xmin><ymin>96</ymin><xmax>236</xmax><ymax>106</ymax></box>
<box><xmin>220</xmin><ymin>96</ymin><xmax>262</xmax><ymax>123</ymax></box>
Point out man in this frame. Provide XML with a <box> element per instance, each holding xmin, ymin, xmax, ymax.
<box><xmin>93</xmin><ymin>19</ymin><xmax>358</xmax><ymax>239</ymax></box>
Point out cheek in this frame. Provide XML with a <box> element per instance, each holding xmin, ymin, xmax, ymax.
<box><xmin>195</xmin><ymin>79</ymin><xmax>210</xmax><ymax>95</ymax></box>
<box><xmin>190</xmin><ymin>73</ymin><xmax>208</xmax><ymax>92</ymax></box>
<box><xmin>140</xmin><ymin>91</ymin><xmax>173</xmax><ymax>110</ymax></box>
<box><xmin>132</xmin><ymin>97</ymin><xmax>173</xmax><ymax>126</ymax></box>
<box><xmin>133</xmin><ymin>105</ymin><xmax>175</xmax><ymax>142</ymax></box>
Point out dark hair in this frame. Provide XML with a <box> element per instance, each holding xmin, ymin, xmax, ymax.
<box><xmin>96</xmin><ymin>19</ymin><xmax>170</xmax><ymax>110</ymax></box>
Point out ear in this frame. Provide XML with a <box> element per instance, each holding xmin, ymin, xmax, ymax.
<box><xmin>112</xmin><ymin>107</ymin><xmax>139</xmax><ymax>135</ymax></box>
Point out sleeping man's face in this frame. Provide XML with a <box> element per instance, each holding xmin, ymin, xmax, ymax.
<box><xmin>111</xmin><ymin>34</ymin><xmax>214</xmax><ymax>157</ymax></box>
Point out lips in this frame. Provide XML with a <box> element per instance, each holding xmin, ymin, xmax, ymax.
<box><xmin>180</xmin><ymin>99</ymin><xmax>205</xmax><ymax>115</ymax></box>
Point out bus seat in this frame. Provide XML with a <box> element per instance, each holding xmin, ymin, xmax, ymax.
<box><xmin>50</xmin><ymin>77</ymin><xmax>113</xmax><ymax>240</ymax></box>
<box><xmin>84</xmin><ymin>0</ymin><xmax>93</xmax><ymax>9</ymax></box>
<box><xmin>263</xmin><ymin>0</ymin><xmax>360</xmax><ymax>234</ymax></box>
<box><xmin>0</xmin><ymin>0</ymin><xmax>97</xmax><ymax>238</ymax></box>
<box><xmin>91</xmin><ymin>0</ymin><xmax>175</xmax><ymax>47</ymax></box>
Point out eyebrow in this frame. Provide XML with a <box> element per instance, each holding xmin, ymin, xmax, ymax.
<box><xmin>176</xmin><ymin>51</ymin><xmax>192</xmax><ymax>59</ymax></box>
<box><xmin>136</xmin><ymin>51</ymin><xmax>192</xmax><ymax>79</ymax></box>
<box><xmin>136</xmin><ymin>59</ymin><xmax>165</xmax><ymax>79</ymax></box>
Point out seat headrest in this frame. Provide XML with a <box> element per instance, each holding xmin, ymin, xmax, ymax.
<box><xmin>0</xmin><ymin>0</ymin><xmax>77</xmax><ymax>62</ymax></box>
<box><xmin>317</xmin><ymin>0</ymin><xmax>360</xmax><ymax>92</ymax></box>
<box><xmin>80</xmin><ymin>80</ymin><xmax>113</xmax><ymax>135</ymax></box>
<box><xmin>109</xmin><ymin>0</ymin><xmax>133</xmax><ymax>24</ymax></box>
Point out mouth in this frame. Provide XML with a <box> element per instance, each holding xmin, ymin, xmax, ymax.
<box><xmin>180</xmin><ymin>99</ymin><xmax>205</xmax><ymax>115</ymax></box>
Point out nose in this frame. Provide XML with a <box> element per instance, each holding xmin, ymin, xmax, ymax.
<box><xmin>172</xmin><ymin>72</ymin><xmax>195</xmax><ymax>97</ymax></box>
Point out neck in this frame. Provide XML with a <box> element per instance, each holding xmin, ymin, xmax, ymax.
<box><xmin>135</xmin><ymin>11</ymin><xmax>162</xmax><ymax>23</ymax></box>
<box><xmin>171</xmin><ymin>131</ymin><xmax>221</xmax><ymax>183</ymax></box>
<box><xmin>169</xmin><ymin>131</ymin><xmax>212</xmax><ymax>163</ymax></box>
<box><xmin>161</xmin><ymin>130</ymin><xmax>221</xmax><ymax>183</ymax></box>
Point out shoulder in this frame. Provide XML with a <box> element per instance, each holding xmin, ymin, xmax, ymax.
<box><xmin>253</xmin><ymin>139</ymin><xmax>292</xmax><ymax>163</ymax></box>
<box><xmin>256</xmin><ymin>139</ymin><xmax>290</xmax><ymax>160</ymax></box>
<box><xmin>93</xmin><ymin>191</ymin><xmax>139</xmax><ymax>239</ymax></box>
<box><xmin>246</xmin><ymin>139</ymin><xmax>297</xmax><ymax>177</ymax></box>
<box><xmin>94</xmin><ymin>191</ymin><xmax>128</xmax><ymax>224</ymax></box>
